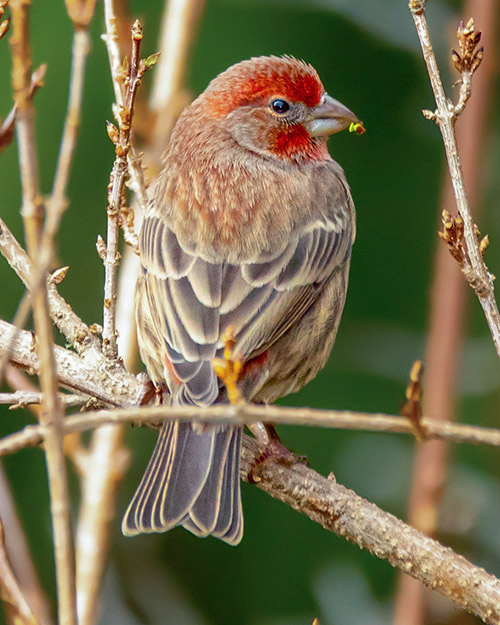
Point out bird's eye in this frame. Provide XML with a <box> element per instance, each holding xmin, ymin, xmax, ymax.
<box><xmin>270</xmin><ymin>99</ymin><xmax>290</xmax><ymax>114</ymax></box>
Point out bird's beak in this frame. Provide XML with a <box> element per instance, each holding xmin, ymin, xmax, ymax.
<box><xmin>305</xmin><ymin>93</ymin><xmax>363</xmax><ymax>137</ymax></box>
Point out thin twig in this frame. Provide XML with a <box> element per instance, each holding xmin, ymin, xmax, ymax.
<box><xmin>10</xmin><ymin>3</ymin><xmax>77</xmax><ymax>624</ymax></box>
<box><xmin>46</xmin><ymin>29</ymin><xmax>91</xmax><ymax>238</ymax></box>
<box><xmin>0</xmin><ymin>391</ymin><xmax>86</xmax><ymax>407</ymax></box>
<box><xmin>102</xmin><ymin>0</ymin><xmax>149</xmax><ymax>213</ymax></box>
<box><xmin>102</xmin><ymin>20</ymin><xmax>150</xmax><ymax>359</ymax></box>
<box><xmin>2</xmin><ymin>394</ymin><xmax>500</xmax><ymax>457</ymax></box>
<box><xmin>409</xmin><ymin>0</ymin><xmax>500</xmax><ymax>356</ymax></box>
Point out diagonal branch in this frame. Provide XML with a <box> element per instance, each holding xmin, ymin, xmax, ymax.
<box><xmin>239</xmin><ymin>437</ymin><xmax>500</xmax><ymax>625</ymax></box>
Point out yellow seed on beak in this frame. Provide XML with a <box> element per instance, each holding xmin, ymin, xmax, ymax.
<box><xmin>349</xmin><ymin>122</ymin><xmax>366</xmax><ymax>135</ymax></box>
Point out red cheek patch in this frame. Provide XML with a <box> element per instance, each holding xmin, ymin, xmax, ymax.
<box><xmin>273</xmin><ymin>125</ymin><xmax>311</xmax><ymax>158</ymax></box>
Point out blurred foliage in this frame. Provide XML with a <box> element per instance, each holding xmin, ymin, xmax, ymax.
<box><xmin>0</xmin><ymin>0</ymin><xmax>499</xmax><ymax>624</ymax></box>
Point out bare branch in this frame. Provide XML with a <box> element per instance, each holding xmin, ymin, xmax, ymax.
<box><xmin>395</xmin><ymin>3</ymin><xmax>498</xmax><ymax>622</ymax></box>
<box><xmin>0</xmin><ymin>320</ymin><xmax>141</xmax><ymax>407</ymax></box>
<box><xmin>46</xmin><ymin>28</ymin><xmax>91</xmax><ymax>237</ymax></box>
<box><xmin>102</xmin><ymin>20</ymin><xmax>150</xmax><ymax>360</ymax></box>
<box><xmin>0</xmin><ymin>391</ymin><xmax>86</xmax><ymax>408</ymax></box>
<box><xmin>409</xmin><ymin>1</ymin><xmax>500</xmax><ymax>356</ymax></box>
<box><xmin>239</xmin><ymin>437</ymin><xmax>500</xmax><ymax>625</ymax></box>
<box><xmin>102</xmin><ymin>0</ymin><xmax>149</xmax><ymax>212</ymax></box>
<box><xmin>10</xmin><ymin>3</ymin><xmax>77</xmax><ymax>621</ymax></box>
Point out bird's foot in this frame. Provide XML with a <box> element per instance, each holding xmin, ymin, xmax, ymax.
<box><xmin>247</xmin><ymin>423</ymin><xmax>305</xmax><ymax>484</ymax></box>
<box><xmin>137</xmin><ymin>376</ymin><xmax>168</xmax><ymax>406</ymax></box>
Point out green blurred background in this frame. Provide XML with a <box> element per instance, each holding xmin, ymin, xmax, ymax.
<box><xmin>1</xmin><ymin>0</ymin><xmax>499</xmax><ymax>624</ymax></box>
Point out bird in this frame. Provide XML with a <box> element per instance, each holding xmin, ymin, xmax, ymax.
<box><xmin>122</xmin><ymin>55</ymin><xmax>361</xmax><ymax>545</ymax></box>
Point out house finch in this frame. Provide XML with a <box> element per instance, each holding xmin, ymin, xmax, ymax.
<box><xmin>122</xmin><ymin>55</ymin><xmax>361</xmax><ymax>545</ymax></box>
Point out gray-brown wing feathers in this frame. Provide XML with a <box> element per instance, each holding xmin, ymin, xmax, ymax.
<box><xmin>141</xmin><ymin>210</ymin><xmax>353</xmax><ymax>402</ymax></box>
<box><xmin>125</xmin><ymin>171</ymin><xmax>353</xmax><ymax>543</ymax></box>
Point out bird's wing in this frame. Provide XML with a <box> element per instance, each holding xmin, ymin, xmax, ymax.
<box><xmin>138</xmin><ymin>176</ymin><xmax>354</xmax><ymax>405</ymax></box>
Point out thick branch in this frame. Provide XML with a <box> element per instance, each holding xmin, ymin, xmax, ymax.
<box><xmin>240</xmin><ymin>438</ymin><xmax>500</xmax><ymax>625</ymax></box>
<box><xmin>0</xmin><ymin>320</ymin><xmax>141</xmax><ymax>407</ymax></box>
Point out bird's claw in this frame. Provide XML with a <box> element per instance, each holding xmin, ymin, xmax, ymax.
<box><xmin>247</xmin><ymin>438</ymin><xmax>299</xmax><ymax>484</ymax></box>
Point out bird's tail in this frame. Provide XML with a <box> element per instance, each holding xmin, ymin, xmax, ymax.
<box><xmin>122</xmin><ymin>422</ymin><xmax>243</xmax><ymax>545</ymax></box>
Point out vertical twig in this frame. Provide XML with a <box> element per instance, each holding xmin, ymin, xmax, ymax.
<box><xmin>101</xmin><ymin>20</ymin><xmax>148</xmax><ymax>359</ymax></box>
<box><xmin>102</xmin><ymin>0</ymin><xmax>149</xmax><ymax>212</ymax></box>
<box><xmin>9</xmin><ymin>2</ymin><xmax>77</xmax><ymax>625</ymax></box>
<box><xmin>75</xmin><ymin>19</ymin><xmax>155</xmax><ymax>618</ymax></box>
<box><xmin>74</xmin><ymin>5</ymin><xmax>206</xmax><ymax>618</ymax></box>
<box><xmin>409</xmin><ymin>0</ymin><xmax>500</xmax><ymax>356</ymax></box>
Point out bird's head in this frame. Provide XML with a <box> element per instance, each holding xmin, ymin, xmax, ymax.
<box><xmin>199</xmin><ymin>55</ymin><xmax>362</xmax><ymax>163</ymax></box>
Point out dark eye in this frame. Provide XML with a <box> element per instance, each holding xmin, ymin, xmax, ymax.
<box><xmin>270</xmin><ymin>99</ymin><xmax>290</xmax><ymax>114</ymax></box>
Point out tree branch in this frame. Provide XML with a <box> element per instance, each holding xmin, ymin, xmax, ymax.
<box><xmin>102</xmin><ymin>0</ymin><xmax>149</xmax><ymax>213</ymax></box>
<box><xmin>239</xmin><ymin>437</ymin><xmax>500</xmax><ymax>625</ymax></box>
<box><xmin>409</xmin><ymin>0</ymin><xmax>500</xmax><ymax>356</ymax></box>
<box><xmin>10</xmin><ymin>2</ymin><xmax>77</xmax><ymax>624</ymax></box>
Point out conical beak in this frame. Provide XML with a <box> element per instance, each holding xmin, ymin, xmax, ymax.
<box><xmin>305</xmin><ymin>93</ymin><xmax>363</xmax><ymax>137</ymax></box>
